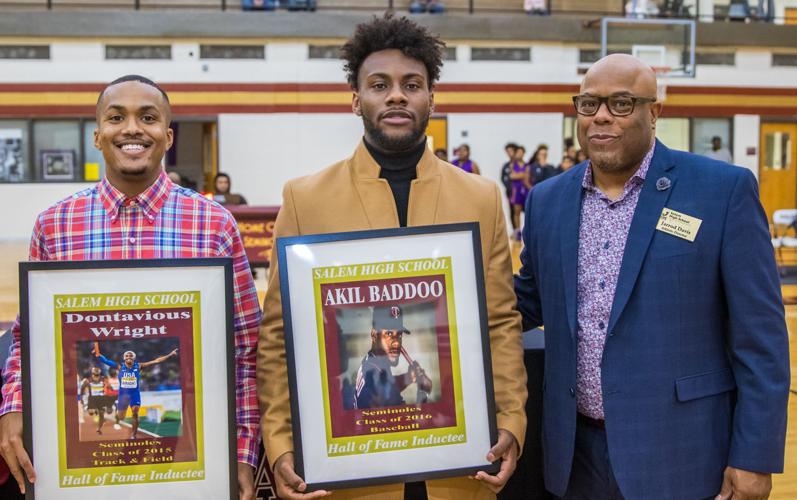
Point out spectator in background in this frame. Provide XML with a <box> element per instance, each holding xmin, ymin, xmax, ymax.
<box><xmin>166</xmin><ymin>170</ymin><xmax>182</xmax><ymax>186</ymax></box>
<box><xmin>524</xmin><ymin>0</ymin><xmax>548</xmax><ymax>15</ymax></box>
<box><xmin>704</xmin><ymin>136</ymin><xmax>733</xmax><ymax>164</ymax></box>
<box><xmin>564</xmin><ymin>137</ymin><xmax>577</xmax><ymax>161</ymax></box>
<box><xmin>434</xmin><ymin>148</ymin><xmax>448</xmax><ymax>162</ymax></box>
<box><xmin>213</xmin><ymin>172</ymin><xmax>248</xmax><ymax>206</ymax></box>
<box><xmin>559</xmin><ymin>154</ymin><xmax>575</xmax><ymax>173</ymax></box>
<box><xmin>528</xmin><ymin>144</ymin><xmax>556</xmax><ymax>185</ymax></box>
<box><xmin>576</xmin><ymin>148</ymin><xmax>588</xmax><ymax>164</ymax></box>
<box><xmin>452</xmin><ymin>144</ymin><xmax>481</xmax><ymax>175</ymax></box>
<box><xmin>500</xmin><ymin>143</ymin><xmax>518</xmax><ymax>230</ymax></box>
<box><xmin>410</xmin><ymin>0</ymin><xmax>445</xmax><ymax>13</ymax></box>
<box><xmin>509</xmin><ymin>145</ymin><xmax>530</xmax><ymax>241</ymax></box>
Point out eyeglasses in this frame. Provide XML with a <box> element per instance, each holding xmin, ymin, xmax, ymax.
<box><xmin>572</xmin><ymin>95</ymin><xmax>656</xmax><ymax>117</ymax></box>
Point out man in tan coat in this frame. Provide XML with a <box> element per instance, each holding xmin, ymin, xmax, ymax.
<box><xmin>258</xmin><ymin>14</ymin><xmax>527</xmax><ymax>500</ymax></box>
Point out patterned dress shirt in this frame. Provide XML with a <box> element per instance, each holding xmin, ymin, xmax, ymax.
<box><xmin>576</xmin><ymin>143</ymin><xmax>655</xmax><ymax>419</ymax></box>
<box><xmin>1</xmin><ymin>170</ymin><xmax>262</xmax><ymax>466</ymax></box>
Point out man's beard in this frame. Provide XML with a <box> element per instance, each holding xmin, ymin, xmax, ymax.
<box><xmin>363</xmin><ymin>112</ymin><xmax>429</xmax><ymax>153</ymax></box>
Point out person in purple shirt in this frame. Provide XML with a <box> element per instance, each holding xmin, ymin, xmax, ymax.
<box><xmin>514</xmin><ymin>54</ymin><xmax>788</xmax><ymax>500</ymax></box>
<box><xmin>508</xmin><ymin>145</ymin><xmax>530</xmax><ymax>240</ymax></box>
<box><xmin>451</xmin><ymin>143</ymin><xmax>481</xmax><ymax>175</ymax></box>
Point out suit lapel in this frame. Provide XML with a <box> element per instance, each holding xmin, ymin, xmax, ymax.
<box><xmin>561</xmin><ymin>164</ymin><xmax>587</xmax><ymax>340</ymax></box>
<box><xmin>408</xmin><ymin>147</ymin><xmax>442</xmax><ymax>227</ymax></box>
<box><xmin>607</xmin><ymin>141</ymin><xmax>676</xmax><ymax>335</ymax></box>
<box><xmin>350</xmin><ymin>140</ymin><xmax>400</xmax><ymax>229</ymax></box>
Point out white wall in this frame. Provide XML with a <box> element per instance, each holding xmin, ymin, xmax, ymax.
<box><xmin>218</xmin><ymin>113</ymin><xmax>363</xmax><ymax>206</ymax></box>
<box><xmin>447</xmin><ymin>113</ymin><xmax>564</xmax><ymax>225</ymax></box>
<box><xmin>733</xmin><ymin>114</ymin><xmax>761</xmax><ymax>180</ymax></box>
<box><xmin>0</xmin><ymin>183</ymin><xmax>95</xmax><ymax>240</ymax></box>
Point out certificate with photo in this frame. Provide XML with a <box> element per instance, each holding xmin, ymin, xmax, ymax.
<box><xmin>19</xmin><ymin>258</ymin><xmax>237</xmax><ymax>499</ymax></box>
<box><xmin>277</xmin><ymin>223</ymin><xmax>498</xmax><ymax>491</ymax></box>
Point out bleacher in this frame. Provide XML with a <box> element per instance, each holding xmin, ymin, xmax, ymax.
<box><xmin>0</xmin><ymin>0</ymin><xmax>621</xmax><ymax>14</ymax></box>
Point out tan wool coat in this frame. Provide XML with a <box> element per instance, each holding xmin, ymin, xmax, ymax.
<box><xmin>258</xmin><ymin>141</ymin><xmax>527</xmax><ymax>500</ymax></box>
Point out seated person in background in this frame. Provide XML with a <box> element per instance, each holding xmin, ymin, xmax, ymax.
<box><xmin>213</xmin><ymin>172</ymin><xmax>248</xmax><ymax>205</ymax></box>
<box><xmin>434</xmin><ymin>148</ymin><xmax>448</xmax><ymax>162</ymax></box>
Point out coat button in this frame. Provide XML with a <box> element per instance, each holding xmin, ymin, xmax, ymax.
<box><xmin>569</xmin><ymin>387</ymin><xmax>575</xmax><ymax>397</ymax></box>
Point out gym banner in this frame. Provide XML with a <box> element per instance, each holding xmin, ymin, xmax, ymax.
<box><xmin>277</xmin><ymin>224</ymin><xmax>498</xmax><ymax>491</ymax></box>
<box><xmin>20</xmin><ymin>259</ymin><xmax>237</xmax><ymax>499</ymax></box>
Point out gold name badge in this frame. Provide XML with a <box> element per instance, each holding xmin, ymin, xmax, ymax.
<box><xmin>656</xmin><ymin>208</ymin><xmax>702</xmax><ymax>242</ymax></box>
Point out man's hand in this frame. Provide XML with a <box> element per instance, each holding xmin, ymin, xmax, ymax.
<box><xmin>474</xmin><ymin>429</ymin><xmax>519</xmax><ymax>494</ymax></box>
<box><xmin>273</xmin><ymin>452</ymin><xmax>330</xmax><ymax>499</ymax></box>
<box><xmin>238</xmin><ymin>462</ymin><xmax>256</xmax><ymax>500</ymax></box>
<box><xmin>0</xmin><ymin>412</ymin><xmax>35</xmax><ymax>494</ymax></box>
<box><xmin>716</xmin><ymin>466</ymin><xmax>772</xmax><ymax>500</ymax></box>
<box><xmin>409</xmin><ymin>361</ymin><xmax>432</xmax><ymax>393</ymax></box>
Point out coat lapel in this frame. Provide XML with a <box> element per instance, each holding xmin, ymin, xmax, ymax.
<box><xmin>350</xmin><ymin>140</ymin><xmax>400</xmax><ymax>229</ymax></box>
<box><xmin>607</xmin><ymin>141</ymin><xmax>677</xmax><ymax>335</ymax></box>
<box><xmin>561</xmin><ymin>163</ymin><xmax>587</xmax><ymax>340</ymax></box>
<box><xmin>408</xmin><ymin>147</ymin><xmax>442</xmax><ymax>227</ymax></box>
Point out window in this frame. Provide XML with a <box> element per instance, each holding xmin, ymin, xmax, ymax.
<box><xmin>692</xmin><ymin>118</ymin><xmax>732</xmax><ymax>157</ymax></box>
<box><xmin>696</xmin><ymin>52</ymin><xmax>735</xmax><ymax>66</ymax></box>
<box><xmin>470</xmin><ymin>47</ymin><xmax>530</xmax><ymax>62</ymax></box>
<box><xmin>308</xmin><ymin>45</ymin><xmax>340</xmax><ymax>60</ymax></box>
<box><xmin>33</xmin><ymin>121</ymin><xmax>82</xmax><ymax>182</ymax></box>
<box><xmin>105</xmin><ymin>45</ymin><xmax>172</xmax><ymax>60</ymax></box>
<box><xmin>442</xmin><ymin>47</ymin><xmax>457</xmax><ymax>61</ymax></box>
<box><xmin>0</xmin><ymin>45</ymin><xmax>49</xmax><ymax>59</ymax></box>
<box><xmin>83</xmin><ymin>121</ymin><xmax>105</xmax><ymax>182</ymax></box>
<box><xmin>200</xmin><ymin>45</ymin><xmax>265</xmax><ymax>59</ymax></box>
<box><xmin>656</xmin><ymin>118</ymin><xmax>690</xmax><ymax>152</ymax></box>
<box><xmin>772</xmin><ymin>53</ymin><xmax>797</xmax><ymax>67</ymax></box>
<box><xmin>0</xmin><ymin>121</ymin><xmax>30</xmax><ymax>182</ymax></box>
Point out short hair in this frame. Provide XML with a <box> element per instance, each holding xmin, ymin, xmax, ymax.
<box><xmin>341</xmin><ymin>13</ymin><xmax>445</xmax><ymax>90</ymax></box>
<box><xmin>711</xmin><ymin>136</ymin><xmax>722</xmax><ymax>142</ymax></box>
<box><xmin>97</xmin><ymin>74</ymin><xmax>170</xmax><ymax>107</ymax></box>
<box><xmin>505</xmin><ymin>142</ymin><xmax>518</xmax><ymax>150</ymax></box>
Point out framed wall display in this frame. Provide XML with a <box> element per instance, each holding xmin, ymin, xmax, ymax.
<box><xmin>40</xmin><ymin>149</ymin><xmax>75</xmax><ymax>180</ymax></box>
<box><xmin>277</xmin><ymin>223</ymin><xmax>498</xmax><ymax>491</ymax></box>
<box><xmin>19</xmin><ymin>258</ymin><xmax>237</xmax><ymax>499</ymax></box>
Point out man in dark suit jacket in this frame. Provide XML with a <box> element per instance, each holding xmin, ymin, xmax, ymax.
<box><xmin>514</xmin><ymin>54</ymin><xmax>789</xmax><ymax>499</ymax></box>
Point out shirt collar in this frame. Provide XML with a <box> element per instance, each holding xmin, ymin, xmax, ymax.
<box><xmin>582</xmin><ymin>141</ymin><xmax>656</xmax><ymax>191</ymax></box>
<box><xmin>99</xmin><ymin>170</ymin><xmax>172</xmax><ymax>223</ymax></box>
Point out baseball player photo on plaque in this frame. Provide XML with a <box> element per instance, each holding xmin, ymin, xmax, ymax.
<box><xmin>276</xmin><ymin>223</ymin><xmax>499</xmax><ymax>491</ymax></box>
<box><xmin>18</xmin><ymin>258</ymin><xmax>238</xmax><ymax>499</ymax></box>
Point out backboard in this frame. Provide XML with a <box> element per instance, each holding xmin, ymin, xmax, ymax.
<box><xmin>600</xmin><ymin>17</ymin><xmax>697</xmax><ymax>79</ymax></box>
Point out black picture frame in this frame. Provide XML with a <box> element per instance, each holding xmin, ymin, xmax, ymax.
<box><xmin>277</xmin><ymin>222</ymin><xmax>499</xmax><ymax>492</ymax></box>
<box><xmin>19</xmin><ymin>258</ymin><xmax>238</xmax><ymax>499</ymax></box>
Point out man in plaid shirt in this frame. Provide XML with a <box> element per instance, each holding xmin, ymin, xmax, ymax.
<box><xmin>0</xmin><ymin>75</ymin><xmax>262</xmax><ymax>499</ymax></box>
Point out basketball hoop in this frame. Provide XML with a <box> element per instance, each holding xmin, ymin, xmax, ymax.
<box><xmin>651</xmin><ymin>66</ymin><xmax>671</xmax><ymax>102</ymax></box>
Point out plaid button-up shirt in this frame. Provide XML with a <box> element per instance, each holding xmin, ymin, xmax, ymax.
<box><xmin>1</xmin><ymin>170</ymin><xmax>262</xmax><ymax>466</ymax></box>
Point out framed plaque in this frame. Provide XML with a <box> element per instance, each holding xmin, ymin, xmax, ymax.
<box><xmin>277</xmin><ymin>223</ymin><xmax>498</xmax><ymax>491</ymax></box>
<box><xmin>19</xmin><ymin>258</ymin><xmax>237</xmax><ymax>499</ymax></box>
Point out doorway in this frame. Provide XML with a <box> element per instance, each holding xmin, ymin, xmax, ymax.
<box><xmin>759</xmin><ymin>123</ymin><xmax>797</xmax><ymax>220</ymax></box>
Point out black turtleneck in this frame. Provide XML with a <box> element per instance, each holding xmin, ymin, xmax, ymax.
<box><xmin>364</xmin><ymin>138</ymin><xmax>426</xmax><ymax>228</ymax></box>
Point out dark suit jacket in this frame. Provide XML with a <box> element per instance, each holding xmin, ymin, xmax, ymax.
<box><xmin>514</xmin><ymin>140</ymin><xmax>790</xmax><ymax>499</ymax></box>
